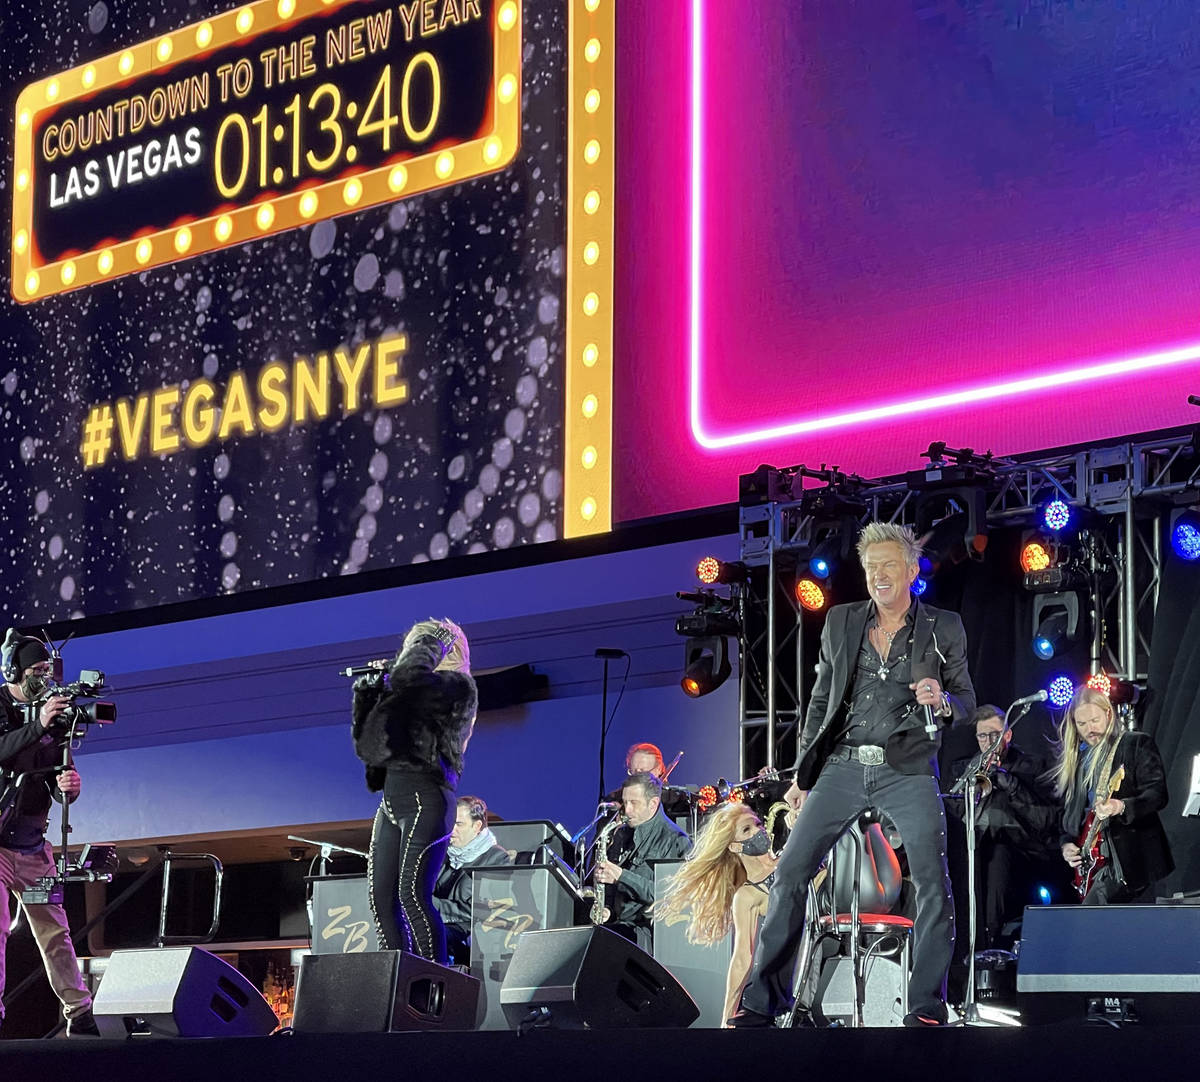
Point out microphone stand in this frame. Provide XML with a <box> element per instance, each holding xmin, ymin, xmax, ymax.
<box><xmin>287</xmin><ymin>834</ymin><xmax>367</xmax><ymax>877</ymax></box>
<box><xmin>597</xmin><ymin>654</ymin><xmax>611</xmax><ymax>804</ymax></box>
<box><xmin>288</xmin><ymin>835</ymin><xmax>369</xmax><ymax>940</ymax></box>
<box><xmin>592</xmin><ymin>648</ymin><xmax>629</xmax><ymax>804</ymax></box>
<box><xmin>947</xmin><ymin>698</ymin><xmax>1030</xmax><ymax>1028</ymax></box>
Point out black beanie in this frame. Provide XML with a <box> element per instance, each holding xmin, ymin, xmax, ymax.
<box><xmin>13</xmin><ymin>637</ymin><xmax>50</xmax><ymax>676</ymax></box>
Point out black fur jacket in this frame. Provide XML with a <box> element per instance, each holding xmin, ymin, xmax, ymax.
<box><xmin>351</xmin><ymin>632</ymin><xmax>478</xmax><ymax>792</ymax></box>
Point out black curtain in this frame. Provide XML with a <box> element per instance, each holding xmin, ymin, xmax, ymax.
<box><xmin>931</xmin><ymin>526</ymin><xmax>1068</xmax><ymax>778</ymax></box>
<box><xmin>1143</xmin><ymin>539</ymin><xmax>1200</xmax><ymax>896</ymax></box>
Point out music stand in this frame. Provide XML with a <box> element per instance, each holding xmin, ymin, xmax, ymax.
<box><xmin>1183</xmin><ymin>753</ymin><xmax>1200</xmax><ymax>817</ymax></box>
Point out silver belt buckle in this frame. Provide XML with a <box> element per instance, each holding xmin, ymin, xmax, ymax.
<box><xmin>856</xmin><ymin>745</ymin><xmax>885</xmax><ymax>766</ymax></box>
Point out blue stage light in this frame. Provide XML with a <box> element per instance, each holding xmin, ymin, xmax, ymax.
<box><xmin>911</xmin><ymin>576</ymin><xmax>929</xmax><ymax>597</ymax></box>
<box><xmin>1037</xmin><ymin>885</ymin><xmax>1052</xmax><ymax>905</ymax></box>
<box><xmin>1171</xmin><ymin>510</ymin><xmax>1200</xmax><ymax>562</ymax></box>
<box><xmin>1047</xmin><ymin>675</ymin><xmax>1075</xmax><ymax>708</ymax></box>
<box><xmin>1032</xmin><ymin>609</ymin><xmax>1069</xmax><ymax>659</ymax></box>
<box><xmin>808</xmin><ymin>536</ymin><xmax>841</xmax><ymax>580</ymax></box>
<box><xmin>1043</xmin><ymin>499</ymin><xmax>1071</xmax><ymax>532</ymax></box>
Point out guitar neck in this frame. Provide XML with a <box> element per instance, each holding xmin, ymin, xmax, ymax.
<box><xmin>1080</xmin><ymin>765</ymin><xmax>1125</xmax><ymax>851</ymax></box>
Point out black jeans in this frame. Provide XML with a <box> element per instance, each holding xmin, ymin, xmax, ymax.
<box><xmin>368</xmin><ymin>769</ymin><xmax>455</xmax><ymax>963</ymax></box>
<box><xmin>741</xmin><ymin>755</ymin><xmax>955</xmax><ymax>1018</ymax></box>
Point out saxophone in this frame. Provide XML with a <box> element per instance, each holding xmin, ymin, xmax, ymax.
<box><xmin>591</xmin><ymin>813</ymin><xmax>628</xmax><ymax>925</ymax></box>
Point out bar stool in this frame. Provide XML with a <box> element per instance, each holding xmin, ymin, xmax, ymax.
<box><xmin>787</xmin><ymin>822</ymin><xmax>913</xmax><ymax>1027</ymax></box>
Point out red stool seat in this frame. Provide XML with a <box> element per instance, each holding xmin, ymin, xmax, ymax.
<box><xmin>819</xmin><ymin>912</ymin><xmax>915</xmax><ymax>934</ymax></box>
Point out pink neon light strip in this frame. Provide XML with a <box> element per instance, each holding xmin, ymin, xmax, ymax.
<box><xmin>687</xmin><ymin>0</ymin><xmax>1200</xmax><ymax>451</ymax></box>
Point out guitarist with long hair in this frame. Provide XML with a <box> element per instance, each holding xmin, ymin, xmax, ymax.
<box><xmin>1054</xmin><ymin>686</ymin><xmax>1173</xmax><ymax>905</ymax></box>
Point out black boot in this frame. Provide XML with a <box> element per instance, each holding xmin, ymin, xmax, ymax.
<box><xmin>67</xmin><ymin>1008</ymin><xmax>101</xmax><ymax>1037</ymax></box>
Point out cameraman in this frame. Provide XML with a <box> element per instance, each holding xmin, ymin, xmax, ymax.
<box><xmin>0</xmin><ymin>635</ymin><xmax>97</xmax><ymax>1037</ymax></box>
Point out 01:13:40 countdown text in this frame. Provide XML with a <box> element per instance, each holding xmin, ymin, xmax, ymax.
<box><xmin>213</xmin><ymin>56</ymin><xmax>442</xmax><ymax>198</ymax></box>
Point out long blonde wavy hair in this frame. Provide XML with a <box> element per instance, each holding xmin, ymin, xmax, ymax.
<box><xmin>1052</xmin><ymin>685</ymin><xmax>1117</xmax><ymax>803</ymax></box>
<box><xmin>653</xmin><ymin>803</ymin><xmax>758</xmax><ymax>945</ymax></box>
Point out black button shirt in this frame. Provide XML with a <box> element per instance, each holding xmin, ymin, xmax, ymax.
<box><xmin>836</xmin><ymin>600</ymin><xmax>917</xmax><ymax>748</ymax></box>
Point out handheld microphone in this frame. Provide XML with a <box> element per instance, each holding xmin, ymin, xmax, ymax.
<box><xmin>911</xmin><ymin>663</ymin><xmax>939</xmax><ymax>740</ymax></box>
<box><xmin>339</xmin><ymin>659</ymin><xmax>388</xmax><ymax>678</ymax></box>
<box><xmin>1011</xmin><ymin>690</ymin><xmax>1049</xmax><ymax>706</ymax></box>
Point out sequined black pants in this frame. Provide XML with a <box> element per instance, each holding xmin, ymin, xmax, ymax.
<box><xmin>368</xmin><ymin>769</ymin><xmax>455</xmax><ymax>963</ymax></box>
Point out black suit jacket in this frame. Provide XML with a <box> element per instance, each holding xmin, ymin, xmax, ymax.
<box><xmin>432</xmin><ymin>842</ymin><xmax>513</xmax><ymax>931</ymax></box>
<box><xmin>793</xmin><ymin>598</ymin><xmax>976</xmax><ymax>788</ymax></box>
<box><xmin>1061</xmin><ymin>730</ymin><xmax>1174</xmax><ymax>892</ymax></box>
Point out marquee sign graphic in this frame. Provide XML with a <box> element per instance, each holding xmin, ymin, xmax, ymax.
<box><xmin>11</xmin><ymin>0</ymin><xmax>520</xmax><ymax>302</ymax></box>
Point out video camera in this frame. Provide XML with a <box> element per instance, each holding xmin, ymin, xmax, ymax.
<box><xmin>41</xmin><ymin>669</ymin><xmax>117</xmax><ymax>730</ymax></box>
<box><xmin>674</xmin><ymin>589</ymin><xmax>741</xmax><ymax>638</ymax></box>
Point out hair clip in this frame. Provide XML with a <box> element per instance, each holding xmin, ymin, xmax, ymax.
<box><xmin>429</xmin><ymin>623</ymin><xmax>455</xmax><ymax>657</ymax></box>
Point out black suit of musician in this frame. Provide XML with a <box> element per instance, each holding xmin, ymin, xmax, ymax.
<box><xmin>739</xmin><ymin>523</ymin><xmax>976</xmax><ymax>1027</ymax></box>
<box><xmin>1058</xmin><ymin>686</ymin><xmax>1173</xmax><ymax>904</ymax></box>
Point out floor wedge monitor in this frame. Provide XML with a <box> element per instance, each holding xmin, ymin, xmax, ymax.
<box><xmin>499</xmin><ymin>925</ymin><xmax>699</xmax><ymax>1029</ymax></box>
<box><xmin>92</xmin><ymin>947</ymin><xmax>279</xmax><ymax>1038</ymax></box>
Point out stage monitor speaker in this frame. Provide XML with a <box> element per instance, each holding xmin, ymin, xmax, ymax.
<box><xmin>499</xmin><ymin>925</ymin><xmax>699</xmax><ymax>1030</ymax></box>
<box><xmin>292</xmin><ymin>950</ymin><xmax>480</xmax><ymax>1032</ymax></box>
<box><xmin>470</xmin><ymin>866</ymin><xmax>580</xmax><ymax>1031</ymax></box>
<box><xmin>652</xmin><ymin>861</ymin><xmax>730</xmax><ymax>1027</ymax></box>
<box><xmin>1017</xmin><ymin>904</ymin><xmax>1200</xmax><ymax>1024</ymax></box>
<box><xmin>92</xmin><ymin>947</ymin><xmax>279</xmax><ymax>1038</ymax></box>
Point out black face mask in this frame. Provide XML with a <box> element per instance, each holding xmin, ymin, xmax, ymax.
<box><xmin>21</xmin><ymin>672</ymin><xmax>48</xmax><ymax>700</ymax></box>
<box><xmin>739</xmin><ymin>829</ymin><xmax>771</xmax><ymax>857</ymax></box>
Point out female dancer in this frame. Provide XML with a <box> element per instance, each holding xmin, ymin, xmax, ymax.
<box><xmin>656</xmin><ymin>802</ymin><xmax>779</xmax><ymax>1025</ymax></box>
<box><xmin>352</xmin><ymin>618</ymin><xmax>477</xmax><ymax>963</ymax></box>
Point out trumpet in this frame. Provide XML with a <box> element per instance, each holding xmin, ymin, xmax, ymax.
<box><xmin>950</xmin><ymin>732</ymin><xmax>1005</xmax><ymax>798</ymax></box>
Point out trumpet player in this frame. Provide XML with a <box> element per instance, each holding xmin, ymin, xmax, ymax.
<box><xmin>946</xmin><ymin>705</ymin><xmax>1059</xmax><ymax>953</ymax></box>
<box><xmin>592</xmin><ymin>772</ymin><xmax>689</xmax><ymax>950</ymax></box>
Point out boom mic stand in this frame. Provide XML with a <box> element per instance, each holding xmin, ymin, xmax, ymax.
<box><xmin>593</xmin><ymin>648</ymin><xmax>627</xmax><ymax>804</ymax></box>
<box><xmin>287</xmin><ymin>834</ymin><xmax>368</xmax><ymax>876</ymax></box>
<box><xmin>288</xmin><ymin>834</ymin><xmax>369</xmax><ymax>940</ymax></box>
<box><xmin>945</xmin><ymin>697</ymin><xmax>1033</xmax><ymax>1028</ymax></box>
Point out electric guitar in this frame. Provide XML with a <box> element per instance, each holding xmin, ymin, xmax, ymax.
<box><xmin>1073</xmin><ymin>764</ymin><xmax>1126</xmax><ymax>901</ymax></box>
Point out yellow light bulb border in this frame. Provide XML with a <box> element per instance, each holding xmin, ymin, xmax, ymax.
<box><xmin>11</xmin><ymin>0</ymin><xmax>523</xmax><ymax>304</ymax></box>
<box><xmin>564</xmin><ymin>0</ymin><xmax>614</xmax><ymax>538</ymax></box>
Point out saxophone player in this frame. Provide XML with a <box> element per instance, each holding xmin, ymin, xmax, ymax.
<box><xmin>592</xmin><ymin>772</ymin><xmax>689</xmax><ymax>950</ymax></box>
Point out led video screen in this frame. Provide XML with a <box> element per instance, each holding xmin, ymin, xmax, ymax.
<box><xmin>614</xmin><ymin>0</ymin><xmax>1200</xmax><ymax>522</ymax></box>
<box><xmin>1</xmin><ymin>0</ymin><xmax>613</xmax><ymax>621</ymax></box>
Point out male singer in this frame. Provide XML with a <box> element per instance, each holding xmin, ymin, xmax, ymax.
<box><xmin>735</xmin><ymin>522</ymin><xmax>975</xmax><ymax>1027</ymax></box>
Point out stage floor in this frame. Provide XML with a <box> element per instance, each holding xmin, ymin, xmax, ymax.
<box><xmin>2</xmin><ymin>1024</ymin><xmax>1198</xmax><ymax>1080</ymax></box>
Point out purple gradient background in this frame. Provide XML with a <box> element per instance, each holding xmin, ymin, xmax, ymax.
<box><xmin>614</xmin><ymin>0</ymin><xmax>1200</xmax><ymax>522</ymax></box>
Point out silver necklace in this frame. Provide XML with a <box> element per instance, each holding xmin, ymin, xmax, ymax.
<box><xmin>873</xmin><ymin>624</ymin><xmax>906</xmax><ymax>681</ymax></box>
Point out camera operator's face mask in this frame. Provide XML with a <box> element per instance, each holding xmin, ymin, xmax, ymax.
<box><xmin>20</xmin><ymin>662</ymin><xmax>52</xmax><ymax>699</ymax></box>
